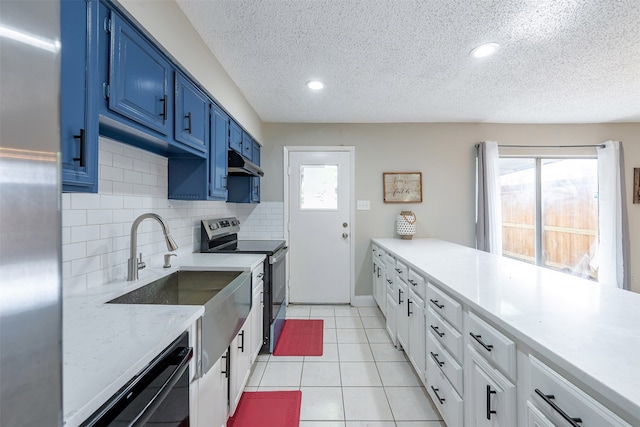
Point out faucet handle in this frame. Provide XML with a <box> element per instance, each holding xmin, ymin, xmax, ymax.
<box><xmin>163</xmin><ymin>253</ymin><xmax>177</xmax><ymax>268</ymax></box>
<box><xmin>137</xmin><ymin>253</ymin><xmax>146</xmax><ymax>271</ymax></box>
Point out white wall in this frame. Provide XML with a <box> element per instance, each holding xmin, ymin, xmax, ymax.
<box><xmin>262</xmin><ymin>123</ymin><xmax>640</xmax><ymax>295</ymax></box>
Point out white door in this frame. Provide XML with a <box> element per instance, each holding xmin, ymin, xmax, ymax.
<box><xmin>287</xmin><ymin>149</ymin><xmax>353</xmax><ymax>304</ymax></box>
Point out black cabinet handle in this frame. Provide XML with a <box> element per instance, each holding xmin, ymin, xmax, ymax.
<box><xmin>408</xmin><ymin>279</ymin><xmax>417</xmax><ymax>286</ymax></box>
<box><xmin>430</xmin><ymin>352</ymin><xmax>444</xmax><ymax>367</ymax></box>
<box><xmin>398</xmin><ymin>289</ymin><xmax>403</xmax><ymax>304</ymax></box>
<box><xmin>386</xmin><ymin>279</ymin><xmax>392</xmax><ymax>284</ymax></box>
<box><xmin>535</xmin><ymin>389</ymin><xmax>583</xmax><ymax>426</ymax></box>
<box><xmin>470</xmin><ymin>332</ymin><xmax>493</xmax><ymax>352</ymax></box>
<box><xmin>429</xmin><ymin>298</ymin><xmax>444</xmax><ymax>309</ymax></box>
<box><xmin>221</xmin><ymin>351</ymin><xmax>229</xmax><ymax>378</ymax></box>
<box><xmin>377</xmin><ymin>269</ymin><xmax>381</xmax><ymax>278</ymax></box>
<box><xmin>486</xmin><ymin>385</ymin><xmax>497</xmax><ymax>420</ymax></box>
<box><xmin>185</xmin><ymin>112</ymin><xmax>192</xmax><ymax>133</ymax></box>
<box><xmin>72</xmin><ymin>128</ymin><xmax>86</xmax><ymax>167</ymax></box>
<box><xmin>160</xmin><ymin>95</ymin><xmax>167</xmax><ymax>121</ymax></box>
<box><xmin>395</xmin><ymin>268</ymin><xmax>403</xmax><ymax>274</ymax></box>
<box><xmin>407</xmin><ymin>299</ymin><xmax>413</xmax><ymax>316</ymax></box>
<box><xmin>431</xmin><ymin>386</ymin><xmax>445</xmax><ymax>404</ymax></box>
<box><xmin>239</xmin><ymin>330</ymin><xmax>245</xmax><ymax>352</ymax></box>
<box><xmin>431</xmin><ymin>325</ymin><xmax>444</xmax><ymax>338</ymax></box>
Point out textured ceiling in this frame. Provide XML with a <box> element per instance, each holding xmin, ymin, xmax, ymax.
<box><xmin>175</xmin><ymin>0</ymin><xmax>640</xmax><ymax>124</ymax></box>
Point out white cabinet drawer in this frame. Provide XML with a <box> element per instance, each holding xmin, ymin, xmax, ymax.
<box><xmin>467</xmin><ymin>311</ymin><xmax>516</xmax><ymax>381</ymax></box>
<box><xmin>394</xmin><ymin>259</ymin><xmax>408</xmax><ymax>282</ymax></box>
<box><xmin>252</xmin><ymin>264</ymin><xmax>264</xmax><ymax>288</ymax></box>
<box><xmin>426</xmin><ymin>349</ymin><xmax>464</xmax><ymax>427</ymax></box>
<box><xmin>426</xmin><ymin>283</ymin><xmax>462</xmax><ymax>331</ymax></box>
<box><xmin>529</xmin><ymin>356</ymin><xmax>631</xmax><ymax>427</ymax></box>
<box><xmin>384</xmin><ymin>251</ymin><xmax>395</xmax><ymax>271</ymax></box>
<box><xmin>427</xmin><ymin>307</ymin><xmax>463</xmax><ymax>363</ymax></box>
<box><xmin>407</xmin><ymin>269</ymin><xmax>426</xmax><ymax>299</ymax></box>
<box><xmin>427</xmin><ymin>330</ymin><xmax>463</xmax><ymax>395</ymax></box>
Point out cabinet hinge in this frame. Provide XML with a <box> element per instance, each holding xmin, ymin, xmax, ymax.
<box><xmin>103</xmin><ymin>83</ymin><xmax>110</xmax><ymax>99</ymax></box>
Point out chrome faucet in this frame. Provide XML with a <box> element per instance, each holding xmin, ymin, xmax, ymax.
<box><xmin>127</xmin><ymin>213</ymin><xmax>178</xmax><ymax>281</ymax></box>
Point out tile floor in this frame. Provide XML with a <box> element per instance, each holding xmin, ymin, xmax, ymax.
<box><xmin>245</xmin><ymin>304</ymin><xmax>446</xmax><ymax>427</ymax></box>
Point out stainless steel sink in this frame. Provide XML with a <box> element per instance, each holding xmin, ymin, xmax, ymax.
<box><xmin>108</xmin><ymin>270</ymin><xmax>252</xmax><ymax>376</ymax></box>
<box><xmin>108</xmin><ymin>270</ymin><xmax>243</xmax><ymax>306</ymax></box>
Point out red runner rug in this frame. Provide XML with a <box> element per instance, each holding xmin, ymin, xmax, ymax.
<box><xmin>273</xmin><ymin>319</ymin><xmax>324</xmax><ymax>356</ymax></box>
<box><xmin>227</xmin><ymin>390</ymin><xmax>302</xmax><ymax>427</ymax></box>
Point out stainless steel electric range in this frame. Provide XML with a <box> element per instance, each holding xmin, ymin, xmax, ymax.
<box><xmin>200</xmin><ymin>217</ymin><xmax>288</xmax><ymax>353</ymax></box>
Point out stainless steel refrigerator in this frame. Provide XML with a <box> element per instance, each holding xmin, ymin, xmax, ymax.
<box><xmin>0</xmin><ymin>1</ymin><xmax>63</xmax><ymax>426</ymax></box>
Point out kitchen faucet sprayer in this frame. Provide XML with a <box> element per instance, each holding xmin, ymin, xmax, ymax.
<box><xmin>127</xmin><ymin>213</ymin><xmax>178</xmax><ymax>281</ymax></box>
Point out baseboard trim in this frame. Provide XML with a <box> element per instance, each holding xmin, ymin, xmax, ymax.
<box><xmin>351</xmin><ymin>295</ymin><xmax>376</xmax><ymax>307</ymax></box>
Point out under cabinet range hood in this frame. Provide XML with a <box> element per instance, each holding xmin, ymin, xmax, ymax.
<box><xmin>228</xmin><ymin>150</ymin><xmax>264</xmax><ymax>177</ymax></box>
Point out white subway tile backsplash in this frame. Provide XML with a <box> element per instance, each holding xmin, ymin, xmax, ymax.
<box><xmin>62</xmin><ymin>138</ymin><xmax>284</xmax><ymax>295</ymax></box>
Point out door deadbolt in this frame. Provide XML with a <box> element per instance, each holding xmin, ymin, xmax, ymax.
<box><xmin>343</xmin><ymin>222</ymin><xmax>348</xmax><ymax>228</ymax></box>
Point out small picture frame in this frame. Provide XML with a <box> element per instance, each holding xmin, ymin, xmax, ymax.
<box><xmin>634</xmin><ymin>168</ymin><xmax>639</xmax><ymax>204</ymax></box>
<box><xmin>383</xmin><ymin>172</ymin><xmax>422</xmax><ymax>203</ymax></box>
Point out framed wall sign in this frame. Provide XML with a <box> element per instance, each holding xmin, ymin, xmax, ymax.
<box><xmin>383</xmin><ymin>172</ymin><xmax>422</xmax><ymax>203</ymax></box>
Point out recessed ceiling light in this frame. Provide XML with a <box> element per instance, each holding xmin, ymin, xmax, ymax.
<box><xmin>306</xmin><ymin>80</ymin><xmax>324</xmax><ymax>90</ymax></box>
<box><xmin>470</xmin><ymin>43</ymin><xmax>500</xmax><ymax>58</ymax></box>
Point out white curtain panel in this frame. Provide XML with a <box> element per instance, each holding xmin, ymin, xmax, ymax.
<box><xmin>476</xmin><ymin>141</ymin><xmax>502</xmax><ymax>255</ymax></box>
<box><xmin>597</xmin><ymin>141</ymin><xmax>630</xmax><ymax>290</ymax></box>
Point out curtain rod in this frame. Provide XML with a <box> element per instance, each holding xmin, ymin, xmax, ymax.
<box><xmin>474</xmin><ymin>143</ymin><xmax>606</xmax><ymax>148</ymax></box>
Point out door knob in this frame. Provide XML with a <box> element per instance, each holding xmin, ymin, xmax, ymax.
<box><xmin>342</xmin><ymin>233</ymin><xmax>349</xmax><ymax>239</ymax></box>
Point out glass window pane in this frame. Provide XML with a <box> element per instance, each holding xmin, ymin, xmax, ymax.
<box><xmin>541</xmin><ymin>159</ymin><xmax>598</xmax><ymax>280</ymax></box>
<box><xmin>300</xmin><ymin>164</ymin><xmax>338</xmax><ymax>210</ymax></box>
<box><xmin>499</xmin><ymin>158</ymin><xmax>536</xmax><ymax>264</ymax></box>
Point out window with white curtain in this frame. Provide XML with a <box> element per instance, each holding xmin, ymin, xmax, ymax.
<box><xmin>499</xmin><ymin>157</ymin><xmax>599</xmax><ymax>280</ymax></box>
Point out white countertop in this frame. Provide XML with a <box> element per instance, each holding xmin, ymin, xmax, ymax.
<box><xmin>63</xmin><ymin>253</ymin><xmax>265</xmax><ymax>427</ymax></box>
<box><xmin>373</xmin><ymin>238</ymin><xmax>640</xmax><ymax>421</ymax></box>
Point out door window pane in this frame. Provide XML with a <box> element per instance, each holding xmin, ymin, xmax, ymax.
<box><xmin>499</xmin><ymin>158</ymin><xmax>536</xmax><ymax>264</ymax></box>
<box><xmin>541</xmin><ymin>159</ymin><xmax>598</xmax><ymax>279</ymax></box>
<box><xmin>300</xmin><ymin>164</ymin><xmax>338</xmax><ymax>210</ymax></box>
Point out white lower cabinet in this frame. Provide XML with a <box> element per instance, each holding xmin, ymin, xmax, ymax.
<box><xmin>250</xmin><ymin>280</ymin><xmax>264</xmax><ymax>363</ymax></box>
<box><xmin>426</xmin><ymin>349</ymin><xmax>464</xmax><ymax>427</ymax></box>
<box><xmin>526</xmin><ymin>400</ymin><xmax>554</xmax><ymax>427</ymax></box>
<box><xmin>229</xmin><ymin>323</ymin><xmax>252</xmax><ymax>416</ymax></box>
<box><xmin>396</xmin><ymin>277</ymin><xmax>409</xmax><ymax>350</ymax></box>
<box><xmin>466</xmin><ymin>346</ymin><xmax>516</xmax><ymax>427</ymax></box>
<box><xmin>385</xmin><ymin>287</ymin><xmax>397</xmax><ymax>345</ymax></box>
<box><xmin>407</xmin><ymin>288</ymin><xmax>425</xmax><ymax>382</ymax></box>
<box><xmin>197</xmin><ymin>351</ymin><xmax>229</xmax><ymax>427</ymax></box>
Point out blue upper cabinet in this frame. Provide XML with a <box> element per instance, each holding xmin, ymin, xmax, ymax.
<box><xmin>241</xmin><ymin>131</ymin><xmax>253</xmax><ymax>161</ymax></box>
<box><xmin>109</xmin><ymin>13</ymin><xmax>172</xmax><ymax>136</ymax></box>
<box><xmin>61</xmin><ymin>0</ymin><xmax>98</xmax><ymax>193</ymax></box>
<box><xmin>175</xmin><ymin>73</ymin><xmax>209</xmax><ymax>154</ymax></box>
<box><xmin>210</xmin><ymin>104</ymin><xmax>229</xmax><ymax>200</ymax></box>
<box><xmin>229</xmin><ymin>120</ymin><xmax>243</xmax><ymax>153</ymax></box>
<box><xmin>252</xmin><ymin>141</ymin><xmax>261</xmax><ymax>165</ymax></box>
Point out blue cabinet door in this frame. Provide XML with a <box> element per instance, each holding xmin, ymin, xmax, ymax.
<box><xmin>210</xmin><ymin>104</ymin><xmax>229</xmax><ymax>200</ymax></box>
<box><xmin>61</xmin><ymin>0</ymin><xmax>98</xmax><ymax>192</ymax></box>
<box><xmin>241</xmin><ymin>131</ymin><xmax>253</xmax><ymax>161</ymax></box>
<box><xmin>109</xmin><ymin>13</ymin><xmax>171</xmax><ymax>135</ymax></box>
<box><xmin>252</xmin><ymin>141</ymin><xmax>261</xmax><ymax>165</ymax></box>
<box><xmin>229</xmin><ymin>120</ymin><xmax>242</xmax><ymax>153</ymax></box>
<box><xmin>251</xmin><ymin>177</ymin><xmax>261</xmax><ymax>202</ymax></box>
<box><xmin>175</xmin><ymin>73</ymin><xmax>208</xmax><ymax>153</ymax></box>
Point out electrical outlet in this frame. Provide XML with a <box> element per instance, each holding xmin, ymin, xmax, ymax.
<box><xmin>356</xmin><ymin>200</ymin><xmax>370</xmax><ymax>210</ymax></box>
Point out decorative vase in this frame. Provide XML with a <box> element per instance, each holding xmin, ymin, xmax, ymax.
<box><xmin>396</xmin><ymin>211</ymin><xmax>416</xmax><ymax>240</ymax></box>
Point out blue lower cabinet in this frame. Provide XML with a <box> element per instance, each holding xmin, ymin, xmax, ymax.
<box><xmin>61</xmin><ymin>0</ymin><xmax>98</xmax><ymax>192</ymax></box>
<box><xmin>227</xmin><ymin>176</ymin><xmax>260</xmax><ymax>204</ymax></box>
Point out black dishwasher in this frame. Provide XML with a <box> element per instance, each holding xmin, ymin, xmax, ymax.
<box><xmin>81</xmin><ymin>332</ymin><xmax>192</xmax><ymax>427</ymax></box>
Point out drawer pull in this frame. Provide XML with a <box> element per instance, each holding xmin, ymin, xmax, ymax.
<box><xmin>535</xmin><ymin>389</ymin><xmax>583</xmax><ymax>427</ymax></box>
<box><xmin>429</xmin><ymin>298</ymin><xmax>444</xmax><ymax>309</ymax></box>
<box><xmin>486</xmin><ymin>385</ymin><xmax>497</xmax><ymax>420</ymax></box>
<box><xmin>470</xmin><ymin>332</ymin><xmax>493</xmax><ymax>352</ymax></box>
<box><xmin>431</xmin><ymin>386</ymin><xmax>445</xmax><ymax>404</ymax></box>
<box><xmin>395</xmin><ymin>268</ymin><xmax>403</xmax><ymax>274</ymax></box>
<box><xmin>408</xmin><ymin>279</ymin><xmax>417</xmax><ymax>285</ymax></box>
<box><xmin>431</xmin><ymin>325</ymin><xmax>444</xmax><ymax>338</ymax></box>
<box><xmin>387</xmin><ymin>279</ymin><xmax>393</xmax><ymax>284</ymax></box>
<box><xmin>430</xmin><ymin>351</ymin><xmax>445</xmax><ymax>367</ymax></box>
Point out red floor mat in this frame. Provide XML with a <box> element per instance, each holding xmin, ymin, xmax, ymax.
<box><xmin>227</xmin><ymin>391</ymin><xmax>302</xmax><ymax>427</ymax></box>
<box><xmin>273</xmin><ymin>319</ymin><xmax>324</xmax><ymax>356</ymax></box>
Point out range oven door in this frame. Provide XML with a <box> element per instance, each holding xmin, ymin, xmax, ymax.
<box><xmin>265</xmin><ymin>246</ymin><xmax>288</xmax><ymax>353</ymax></box>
